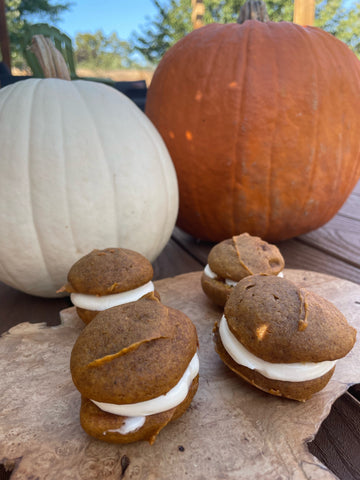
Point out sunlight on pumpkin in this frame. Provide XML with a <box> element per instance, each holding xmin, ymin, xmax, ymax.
<box><xmin>195</xmin><ymin>90</ymin><xmax>203</xmax><ymax>101</ymax></box>
<box><xmin>185</xmin><ymin>130</ymin><xmax>193</xmax><ymax>141</ymax></box>
<box><xmin>256</xmin><ymin>324</ymin><xmax>268</xmax><ymax>341</ymax></box>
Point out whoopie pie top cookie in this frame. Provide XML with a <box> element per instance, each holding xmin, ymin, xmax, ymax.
<box><xmin>201</xmin><ymin>233</ymin><xmax>285</xmax><ymax>307</ymax></box>
<box><xmin>214</xmin><ymin>275</ymin><xmax>356</xmax><ymax>401</ymax></box>
<box><xmin>58</xmin><ymin>247</ymin><xmax>155</xmax><ymax>323</ymax></box>
<box><xmin>70</xmin><ymin>294</ymin><xmax>199</xmax><ymax>444</ymax></box>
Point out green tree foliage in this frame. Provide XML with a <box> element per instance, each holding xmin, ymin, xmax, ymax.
<box><xmin>132</xmin><ymin>0</ymin><xmax>360</xmax><ymax>64</ymax></box>
<box><xmin>5</xmin><ymin>0</ymin><xmax>72</xmax><ymax>67</ymax></box>
<box><xmin>5</xmin><ymin>1</ymin><xmax>137</xmax><ymax>71</ymax></box>
<box><xmin>315</xmin><ymin>0</ymin><xmax>360</xmax><ymax>56</ymax></box>
<box><xmin>203</xmin><ymin>0</ymin><xmax>294</xmax><ymax>22</ymax></box>
<box><xmin>74</xmin><ymin>31</ymin><xmax>135</xmax><ymax>70</ymax></box>
<box><xmin>132</xmin><ymin>0</ymin><xmax>193</xmax><ymax>64</ymax></box>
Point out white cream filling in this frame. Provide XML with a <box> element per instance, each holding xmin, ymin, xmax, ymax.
<box><xmin>91</xmin><ymin>352</ymin><xmax>199</xmax><ymax>419</ymax></box>
<box><xmin>105</xmin><ymin>416</ymin><xmax>146</xmax><ymax>435</ymax></box>
<box><xmin>219</xmin><ymin>315</ymin><xmax>336</xmax><ymax>382</ymax></box>
<box><xmin>204</xmin><ymin>264</ymin><xmax>283</xmax><ymax>287</ymax></box>
<box><xmin>71</xmin><ymin>281</ymin><xmax>154</xmax><ymax>311</ymax></box>
<box><xmin>204</xmin><ymin>264</ymin><xmax>217</xmax><ymax>279</ymax></box>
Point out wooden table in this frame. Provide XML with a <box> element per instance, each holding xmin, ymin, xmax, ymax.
<box><xmin>1</xmin><ymin>181</ymin><xmax>359</xmax><ymax>480</ymax></box>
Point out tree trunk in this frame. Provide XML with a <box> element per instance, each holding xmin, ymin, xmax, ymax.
<box><xmin>0</xmin><ymin>0</ymin><xmax>11</xmax><ymax>69</ymax></box>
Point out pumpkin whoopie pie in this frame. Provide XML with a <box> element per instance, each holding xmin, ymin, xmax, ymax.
<box><xmin>58</xmin><ymin>247</ymin><xmax>156</xmax><ymax>324</ymax></box>
<box><xmin>70</xmin><ymin>293</ymin><xmax>199</xmax><ymax>444</ymax></box>
<box><xmin>201</xmin><ymin>233</ymin><xmax>285</xmax><ymax>307</ymax></box>
<box><xmin>213</xmin><ymin>275</ymin><xmax>356</xmax><ymax>402</ymax></box>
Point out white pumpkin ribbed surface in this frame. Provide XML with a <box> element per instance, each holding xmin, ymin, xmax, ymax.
<box><xmin>0</xmin><ymin>78</ymin><xmax>179</xmax><ymax>297</ymax></box>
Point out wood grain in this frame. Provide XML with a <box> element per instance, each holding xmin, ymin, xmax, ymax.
<box><xmin>309</xmin><ymin>393</ymin><xmax>360</xmax><ymax>479</ymax></box>
<box><xmin>278</xmin><ymin>239</ymin><xmax>360</xmax><ymax>285</ymax></box>
<box><xmin>299</xmin><ymin>215</ymin><xmax>360</xmax><ymax>267</ymax></box>
<box><xmin>172</xmin><ymin>227</ymin><xmax>212</xmax><ymax>265</ymax></box>
<box><xmin>0</xmin><ymin>281</ymin><xmax>72</xmax><ymax>335</ymax></box>
<box><xmin>338</xmin><ymin>193</ymin><xmax>360</xmax><ymax>221</ymax></box>
<box><xmin>351</xmin><ymin>180</ymin><xmax>360</xmax><ymax>195</ymax></box>
<box><xmin>152</xmin><ymin>238</ymin><xmax>203</xmax><ymax>280</ymax></box>
<box><xmin>0</xmin><ymin>270</ymin><xmax>359</xmax><ymax>480</ymax></box>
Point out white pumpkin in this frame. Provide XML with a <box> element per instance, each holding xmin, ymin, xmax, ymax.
<box><xmin>0</xmin><ymin>78</ymin><xmax>178</xmax><ymax>297</ymax></box>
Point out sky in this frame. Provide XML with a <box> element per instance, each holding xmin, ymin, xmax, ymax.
<box><xmin>47</xmin><ymin>0</ymin><xmax>158</xmax><ymax>42</ymax></box>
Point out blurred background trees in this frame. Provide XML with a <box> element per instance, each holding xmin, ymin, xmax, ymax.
<box><xmin>3</xmin><ymin>0</ymin><xmax>360</xmax><ymax>72</ymax></box>
<box><xmin>6</xmin><ymin>0</ymin><xmax>71</xmax><ymax>67</ymax></box>
<box><xmin>5</xmin><ymin>0</ymin><xmax>139</xmax><ymax>69</ymax></box>
<box><xmin>74</xmin><ymin>31</ymin><xmax>136</xmax><ymax>70</ymax></box>
<box><xmin>133</xmin><ymin>0</ymin><xmax>360</xmax><ymax>64</ymax></box>
<box><xmin>131</xmin><ymin>0</ymin><xmax>193</xmax><ymax>64</ymax></box>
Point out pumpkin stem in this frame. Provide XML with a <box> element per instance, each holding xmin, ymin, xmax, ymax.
<box><xmin>29</xmin><ymin>34</ymin><xmax>71</xmax><ymax>80</ymax></box>
<box><xmin>237</xmin><ymin>0</ymin><xmax>269</xmax><ymax>23</ymax></box>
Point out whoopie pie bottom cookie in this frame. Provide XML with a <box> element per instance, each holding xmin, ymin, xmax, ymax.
<box><xmin>80</xmin><ymin>376</ymin><xmax>199</xmax><ymax>444</ymax></box>
<box><xmin>213</xmin><ymin>328</ymin><xmax>335</xmax><ymax>402</ymax></box>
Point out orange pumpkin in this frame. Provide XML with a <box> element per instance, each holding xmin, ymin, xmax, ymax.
<box><xmin>146</xmin><ymin>18</ymin><xmax>360</xmax><ymax>242</ymax></box>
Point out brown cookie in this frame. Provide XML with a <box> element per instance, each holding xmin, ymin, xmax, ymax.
<box><xmin>213</xmin><ymin>330</ymin><xmax>334</xmax><ymax>402</ymax></box>
<box><xmin>58</xmin><ymin>247</ymin><xmax>155</xmax><ymax>324</ymax></box>
<box><xmin>201</xmin><ymin>272</ymin><xmax>232</xmax><ymax>308</ymax></box>
<box><xmin>70</xmin><ymin>294</ymin><xmax>199</xmax><ymax>443</ymax></box>
<box><xmin>214</xmin><ymin>275</ymin><xmax>356</xmax><ymax>401</ymax></box>
<box><xmin>79</xmin><ymin>376</ymin><xmax>199</xmax><ymax>445</ymax></box>
<box><xmin>201</xmin><ymin>233</ymin><xmax>285</xmax><ymax>307</ymax></box>
<box><xmin>62</xmin><ymin>247</ymin><xmax>154</xmax><ymax>295</ymax></box>
<box><xmin>74</xmin><ymin>308</ymin><xmax>99</xmax><ymax>325</ymax></box>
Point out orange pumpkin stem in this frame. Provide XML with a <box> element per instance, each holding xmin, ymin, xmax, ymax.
<box><xmin>237</xmin><ymin>0</ymin><xmax>269</xmax><ymax>23</ymax></box>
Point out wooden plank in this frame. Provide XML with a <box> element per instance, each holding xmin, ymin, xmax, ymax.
<box><xmin>0</xmin><ymin>281</ymin><xmax>72</xmax><ymax>335</ymax></box>
<box><xmin>308</xmin><ymin>393</ymin><xmax>360</xmax><ymax>480</ymax></box>
<box><xmin>338</xmin><ymin>193</ymin><xmax>360</xmax><ymax>221</ymax></box>
<box><xmin>172</xmin><ymin>226</ymin><xmax>213</xmax><ymax>265</ymax></box>
<box><xmin>299</xmin><ymin>215</ymin><xmax>360</xmax><ymax>268</ymax></box>
<box><xmin>349</xmin><ymin>384</ymin><xmax>360</xmax><ymax>401</ymax></box>
<box><xmin>153</xmin><ymin>237</ymin><xmax>203</xmax><ymax>280</ymax></box>
<box><xmin>191</xmin><ymin>0</ymin><xmax>205</xmax><ymax>29</ymax></box>
<box><xmin>0</xmin><ymin>465</ymin><xmax>10</xmax><ymax>480</ymax></box>
<box><xmin>278</xmin><ymin>238</ymin><xmax>360</xmax><ymax>285</ymax></box>
<box><xmin>293</xmin><ymin>0</ymin><xmax>315</xmax><ymax>26</ymax></box>
<box><xmin>352</xmin><ymin>180</ymin><xmax>360</xmax><ymax>195</ymax></box>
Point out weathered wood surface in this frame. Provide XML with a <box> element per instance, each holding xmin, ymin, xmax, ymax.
<box><xmin>0</xmin><ymin>269</ymin><xmax>359</xmax><ymax>480</ymax></box>
<box><xmin>308</xmin><ymin>393</ymin><xmax>360</xmax><ymax>480</ymax></box>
